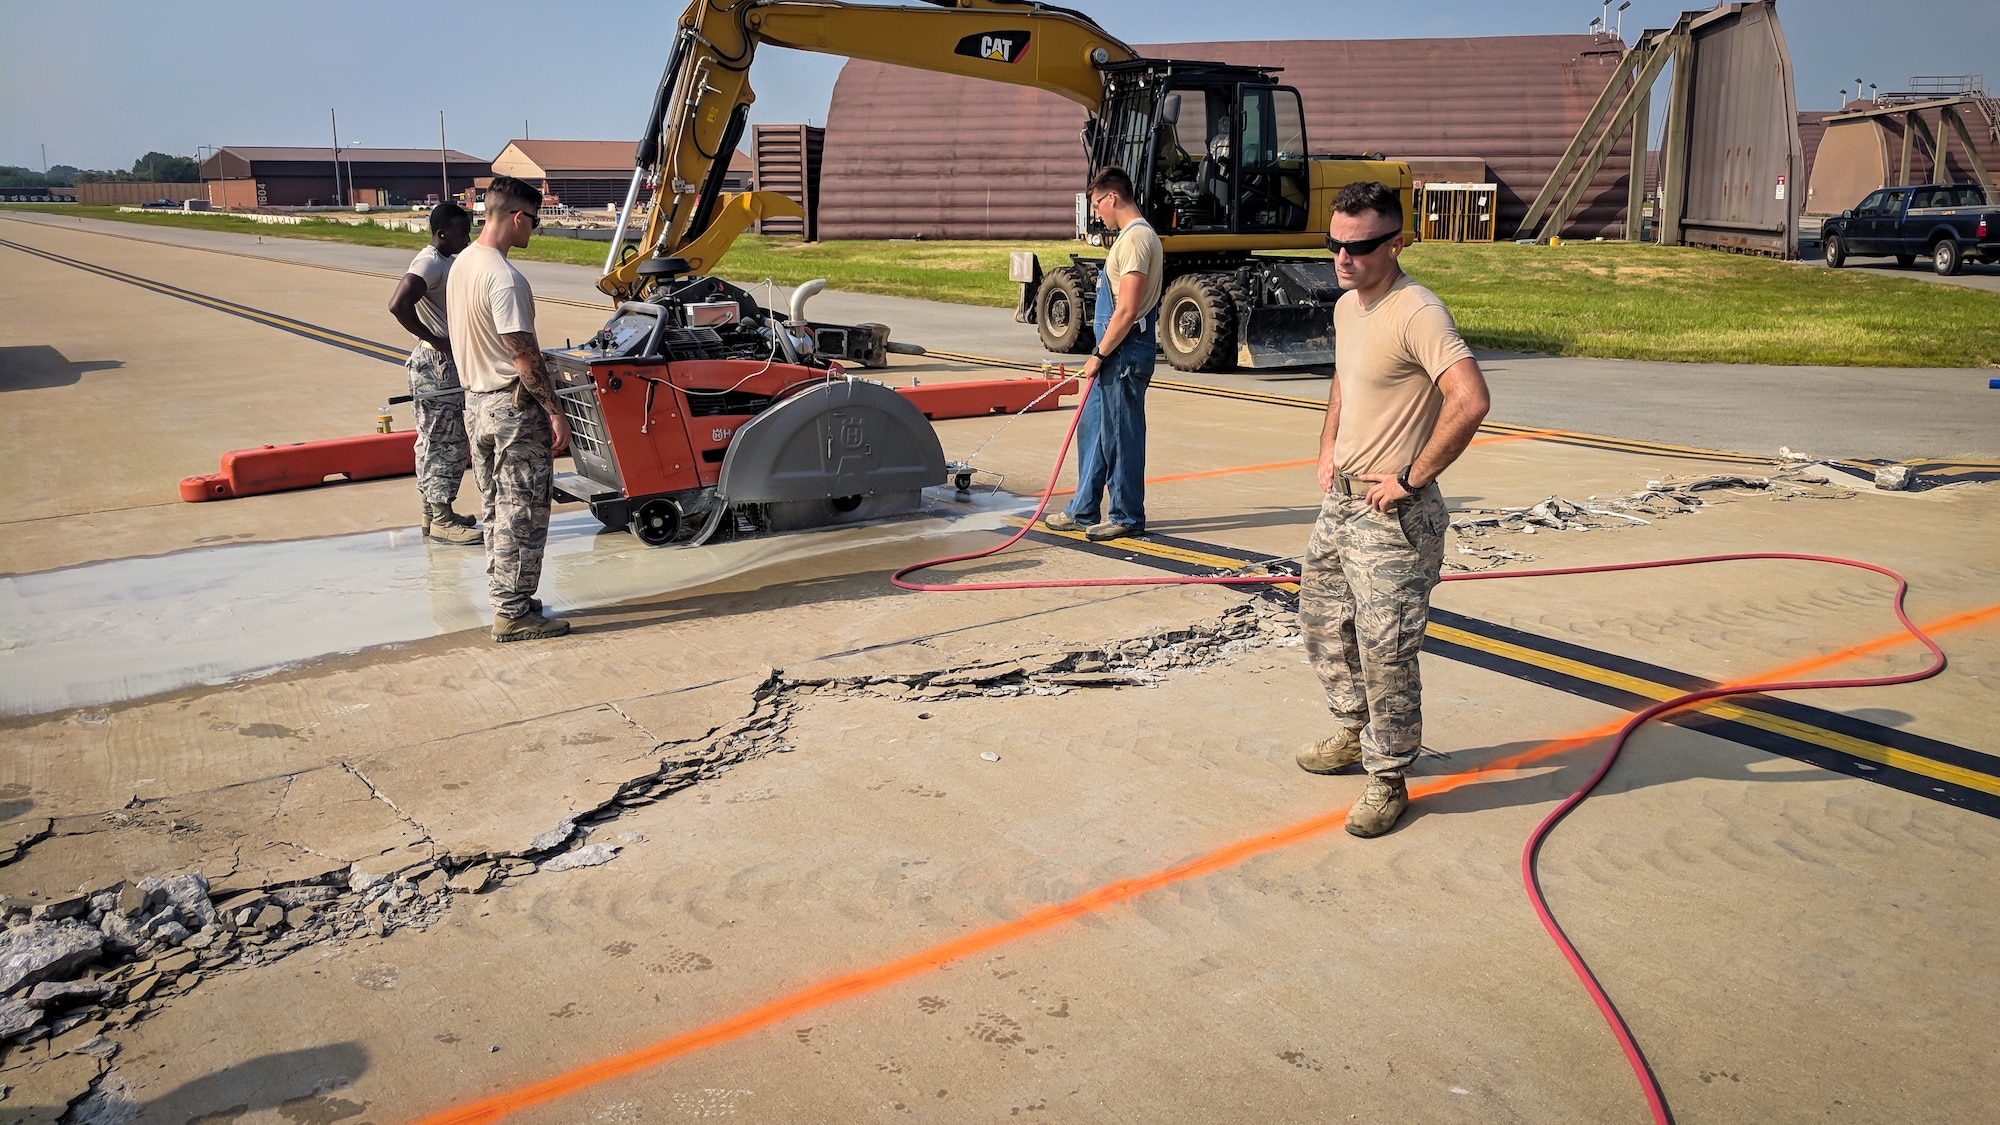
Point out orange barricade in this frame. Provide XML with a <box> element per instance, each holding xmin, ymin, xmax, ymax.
<box><xmin>894</xmin><ymin>376</ymin><xmax>1078</xmax><ymax>420</ymax></box>
<box><xmin>179</xmin><ymin>431</ymin><xmax>419</xmax><ymax>502</ymax></box>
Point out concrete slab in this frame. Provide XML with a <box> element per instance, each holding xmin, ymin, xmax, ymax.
<box><xmin>2</xmin><ymin>212</ymin><xmax>1995</xmax><ymax>1125</ymax></box>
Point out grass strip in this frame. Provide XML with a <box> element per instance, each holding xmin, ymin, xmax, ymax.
<box><xmin>8</xmin><ymin>204</ymin><xmax>1995</xmax><ymax>367</ymax></box>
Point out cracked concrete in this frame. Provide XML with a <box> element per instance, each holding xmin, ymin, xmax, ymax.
<box><xmin>4</xmin><ymin>213</ymin><xmax>1997</xmax><ymax>1123</ymax></box>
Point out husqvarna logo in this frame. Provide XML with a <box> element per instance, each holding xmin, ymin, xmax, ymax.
<box><xmin>954</xmin><ymin>31</ymin><xmax>1030</xmax><ymax>64</ymax></box>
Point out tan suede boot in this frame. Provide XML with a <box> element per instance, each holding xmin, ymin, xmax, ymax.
<box><xmin>1296</xmin><ymin>727</ymin><xmax>1363</xmax><ymax>774</ymax></box>
<box><xmin>424</xmin><ymin>502</ymin><xmax>483</xmax><ymax>545</ymax></box>
<box><xmin>1344</xmin><ymin>775</ymin><xmax>1409</xmax><ymax>838</ymax></box>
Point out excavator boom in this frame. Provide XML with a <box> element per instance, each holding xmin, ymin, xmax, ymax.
<box><xmin>600</xmin><ymin>0</ymin><xmax>1138</xmax><ymax>300</ymax></box>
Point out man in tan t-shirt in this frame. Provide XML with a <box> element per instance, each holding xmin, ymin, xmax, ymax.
<box><xmin>448</xmin><ymin>175</ymin><xmax>573</xmax><ymax>643</ymax></box>
<box><xmin>1296</xmin><ymin>180</ymin><xmax>1491</xmax><ymax>838</ymax></box>
<box><xmin>1042</xmin><ymin>165</ymin><xmax>1163</xmax><ymax>542</ymax></box>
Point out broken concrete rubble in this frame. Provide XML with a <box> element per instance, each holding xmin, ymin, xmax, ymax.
<box><xmin>0</xmin><ymin>600</ymin><xmax>1307</xmax><ymax>1066</ymax></box>
<box><xmin>0</xmin><ymin>920</ymin><xmax>104</xmax><ymax>996</ymax></box>
<box><xmin>1874</xmin><ymin>464</ymin><xmax>1915</xmax><ymax>491</ymax></box>
<box><xmin>539</xmin><ymin>844</ymin><xmax>620</xmax><ymax>873</ymax></box>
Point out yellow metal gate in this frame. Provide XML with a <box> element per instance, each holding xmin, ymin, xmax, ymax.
<box><xmin>1417</xmin><ymin>183</ymin><xmax>1498</xmax><ymax>242</ymax></box>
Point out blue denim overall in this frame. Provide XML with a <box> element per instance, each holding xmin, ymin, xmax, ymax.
<box><xmin>1065</xmin><ymin>224</ymin><xmax>1159</xmax><ymax>530</ymax></box>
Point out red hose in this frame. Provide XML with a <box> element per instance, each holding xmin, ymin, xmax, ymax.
<box><xmin>893</xmin><ymin>375</ymin><xmax>1951</xmax><ymax>1123</ymax></box>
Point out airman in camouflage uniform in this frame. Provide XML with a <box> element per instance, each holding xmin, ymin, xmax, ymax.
<box><xmin>447</xmin><ymin>176</ymin><xmax>572</xmax><ymax>642</ymax></box>
<box><xmin>1299</xmin><ymin>484</ymin><xmax>1448</xmax><ymax>776</ymax></box>
<box><xmin>388</xmin><ymin>201</ymin><xmax>480</xmax><ymax>546</ymax></box>
<box><xmin>407</xmin><ymin>347</ymin><xmax>472</xmax><ymax>522</ymax></box>
<box><xmin>466</xmin><ymin>389</ymin><xmax>554</xmax><ymax>620</ymax></box>
<box><xmin>1299</xmin><ymin>181</ymin><xmax>1490</xmax><ymax>838</ymax></box>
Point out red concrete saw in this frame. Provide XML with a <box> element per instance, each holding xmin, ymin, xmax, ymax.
<box><xmin>550</xmin><ymin>263</ymin><xmax>1006</xmax><ymax>547</ymax></box>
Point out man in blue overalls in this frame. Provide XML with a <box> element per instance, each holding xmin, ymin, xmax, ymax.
<box><xmin>1045</xmin><ymin>166</ymin><xmax>1163</xmax><ymax>542</ymax></box>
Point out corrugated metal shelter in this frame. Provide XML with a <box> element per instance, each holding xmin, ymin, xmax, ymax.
<box><xmin>489</xmin><ymin>140</ymin><xmax>750</xmax><ymax>210</ymax></box>
<box><xmin>1803</xmin><ymin>97</ymin><xmax>2000</xmax><ymax>219</ymax></box>
<box><xmin>817</xmin><ymin>35</ymin><xmax>1635</xmax><ymax>241</ymax></box>
<box><xmin>751</xmin><ymin>125</ymin><xmax>825</xmax><ymax>238</ymax></box>
<box><xmin>200</xmin><ymin>147</ymin><xmax>489</xmax><ymax>208</ymax></box>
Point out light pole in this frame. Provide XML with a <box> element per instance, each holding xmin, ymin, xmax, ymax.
<box><xmin>330</xmin><ymin>108</ymin><xmax>343</xmax><ymax>206</ymax></box>
<box><xmin>1616</xmin><ymin>1</ymin><xmax>1630</xmax><ymax>40</ymax></box>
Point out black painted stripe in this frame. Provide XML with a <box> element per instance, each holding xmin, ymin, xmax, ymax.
<box><xmin>1020</xmin><ymin>523</ymin><xmax>1998</xmax><ymax>817</ymax></box>
<box><xmin>0</xmin><ymin>238</ymin><xmax>406</xmax><ymax>365</ymax></box>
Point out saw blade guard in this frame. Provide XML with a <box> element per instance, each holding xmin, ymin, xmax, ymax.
<box><xmin>716</xmin><ymin>379</ymin><xmax>947</xmax><ymax>506</ymax></box>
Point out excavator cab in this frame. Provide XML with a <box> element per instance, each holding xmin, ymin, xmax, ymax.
<box><xmin>1083</xmin><ymin>61</ymin><xmax>1311</xmax><ymax>240</ymax></box>
<box><xmin>1025</xmin><ymin>58</ymin><xmax>1350</xmax><ymax>371</ymax></box>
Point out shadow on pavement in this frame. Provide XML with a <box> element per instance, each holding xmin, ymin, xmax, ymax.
<box><xmin>0</xmin><ymin>345</ymin><xmax>123</xmax><ymax>391</ymax></box>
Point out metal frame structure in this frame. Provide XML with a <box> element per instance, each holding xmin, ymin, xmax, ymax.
<box><xmin>1518</xmin><ymin>2</ymin><xmax>1804</xmax><ymax>257</ymax></box>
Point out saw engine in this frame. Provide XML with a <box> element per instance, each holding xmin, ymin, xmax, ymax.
<box><xmin>548</xmin><ymin>262</ymin><xmax>946</xmax><ymax>547</ymax></box>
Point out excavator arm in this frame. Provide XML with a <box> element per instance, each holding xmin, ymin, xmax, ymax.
<box><xmin>599</xmin><ymin>0</ymin><xmax>1139</xmax><ymax>300</ymax></box>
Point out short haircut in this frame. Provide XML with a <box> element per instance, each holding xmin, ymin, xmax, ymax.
<box><xmin>1088</xmin><ymin>165</ymin><xmax>1135</xmax><ymax>204</ymax></box>
<box><xmin>429</xmin><ymin>200</ymin><xmax>471</xmax><ymax>233</ymax></box>
<box><xmin>1330</xmin><ymin>180</ymin><xmax>1403</xmax><ymax>231</ymax></box>
<box><xmin>484</xmin><ymin>175</ymin><xmax>543</xmax><ymax>217</ymax></box>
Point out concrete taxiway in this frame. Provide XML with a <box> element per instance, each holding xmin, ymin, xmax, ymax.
<box><xmin>1</xmin><ymin>212</ymin><xmax>1997</xmax><ymax>1124</ymax></box>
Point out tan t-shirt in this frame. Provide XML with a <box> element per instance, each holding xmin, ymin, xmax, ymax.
<box><xmin>404</xmin><ymin>244</ymin><xmax>453</xmax><ymax>347</ymax></box>
<box><xmin>1104</xmin><ymin>218</ymin><xmax>1163</xmax><ymax>318</ymax></box>
<box><xmin>446</xmin><ymin>242</ymin><xmax>536</xmax><ymax>393</ymax></box>
<box><xmin>1331</xmin><ymin>275</ymin><xmax>1474</xmax><ymax>476</ymax></box>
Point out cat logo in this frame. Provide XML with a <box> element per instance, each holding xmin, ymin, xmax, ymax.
<box><xmin>953</xmin><ymin>30</ymin><xmax>1031</xmax><ymax>64</ymax></box>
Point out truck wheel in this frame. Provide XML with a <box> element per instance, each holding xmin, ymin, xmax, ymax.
<box><xmin>1932</xmin><ymin>238</ymin><xmax>1962</xmax><ymax>276</ymax></box>
<box><xmin>1823</xmin><ymin>234</ymin><xmax>1846</xmax><ymax>267</ymax></box>
<box><xmin>1159</xmin><ymin>274</ymin><xmax>1238</xmax><ymax>372</ymax></box>
<box><xmin>1035</xmin><ymin>267</ymin><xmax>1095</xmax><ymax>354</ymax></box>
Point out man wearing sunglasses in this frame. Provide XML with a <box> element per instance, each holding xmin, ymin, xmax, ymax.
<box><xmin>1297</xmin><ymin>180</ymin><xmax>1491</xmax><ymax>838</ymax></box>
<box><xmin>1042</xmin><ymin>166</ymin><xmax>1162</xmax><ymax>542</ymax></box>
<box><xmin>447</xmin><ymin>175</ymin><xmax>573</xmax><ymax>643</ymax></box>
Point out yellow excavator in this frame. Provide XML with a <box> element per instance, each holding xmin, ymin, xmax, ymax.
<box><xmin>597</xmin><ymin>0</ymin><xmax>1412</xmax><ymax>371</ymax></box>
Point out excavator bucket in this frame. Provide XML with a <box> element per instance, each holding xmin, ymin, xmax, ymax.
<box><xmin>1237</xmin><ymin>303</ymin><xmax>1337</xmax><ymax>369</ymax></box>
<box><xmin>716</xmin><ymin>379</ymin><xmax>947</xmax><ymax>531</ymax></box>
<box><xmin>1235</xmin><ymin>260</ymin><xmax>1344</xmax><ymax>369</ymax></box>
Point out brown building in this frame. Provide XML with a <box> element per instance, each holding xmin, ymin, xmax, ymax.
<box><xmin>69</xmin><ymin>182</ymin><xmax>197</xmax><ymax>206</ymax></box>
<box><xmin>817</xmin><ymin>34</ymin><xmax>1636</xmax><ymax>241</ymax></box>
<box><xmin>200</xmin><ymin>146</ymin><xmax>490</xmax><ymax>209</ymax></box>
<box><xmin>490</xmin><ymin>139</ymin><xmax>751</xmax><ymax>211</ymax></box>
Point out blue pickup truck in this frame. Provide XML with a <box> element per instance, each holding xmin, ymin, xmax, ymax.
<box><xmin>1820</xmin><ymin>183</ymin><xmax>1999</xmax><ymax>275</ymax></box>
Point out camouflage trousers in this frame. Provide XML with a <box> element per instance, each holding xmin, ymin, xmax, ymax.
<box><xmin>1297</xmin><ymin>484</ymin><xmax>1449</xmax><ymax>778</ymax></box>
<box><xmin>406</xmin><ymin>345</ymin><xmax>468</xmax><ymax>505</ymax></box>
<box><xmin>465</xmin><ymin>389</ymin><xmax>554</xmax><ymax>619</ymax></box>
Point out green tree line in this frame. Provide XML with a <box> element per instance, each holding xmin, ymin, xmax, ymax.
<box><xmin>0</xmin><ymin>152</ymin><xmax>201</xmax><ymax>188</ymax></box>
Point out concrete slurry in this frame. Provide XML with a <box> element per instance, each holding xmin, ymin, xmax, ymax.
<box><xmin>0</xmin><ymin>212</ymin><xmax>1996</xmax><ymax>1124</ymax></box>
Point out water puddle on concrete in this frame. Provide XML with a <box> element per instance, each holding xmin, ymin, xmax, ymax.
<box><xmin>0</xmin><ymin>491</ymin><xmax>1029</xmax><ymax>718</ymax></box>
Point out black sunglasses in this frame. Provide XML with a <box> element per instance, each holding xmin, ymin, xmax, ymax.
<box><xmin>1324</xmin><ymin>229</ymin><xmax>1398</xmax><ymax>257</ymax></box>
<box><xmin>511</xmin><ymin>209</ymin><xmax>540</xmax><ymax>229</ymax></box>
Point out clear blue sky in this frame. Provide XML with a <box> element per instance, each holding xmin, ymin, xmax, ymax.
<box><xmin>2</xmin><ymin>0</ymin><xmax>1992</xmax><ymax>172</ymax></box>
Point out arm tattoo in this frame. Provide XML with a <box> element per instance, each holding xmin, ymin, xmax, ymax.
<box><xmin>500</xmin><ymin>330</ymin><xmax>557</xmax><ymax>413</ymax></box>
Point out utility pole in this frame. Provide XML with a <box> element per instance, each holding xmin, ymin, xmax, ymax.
<box><xmin>330</xmin><ymin>108</ymin><xmax>343</xmax><ymax>206</ymax></box>
<box><xmin>439</xmin><ymin>110</ymin><xmax>450</xmax><ymax>203</ymax></box>
<box><xmin>41</xmin><ymin>144</ymin><xmax>47</xmax><ymax>175</ymax></box>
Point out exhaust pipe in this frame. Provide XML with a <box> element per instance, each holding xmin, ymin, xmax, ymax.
<box><xmin>788</xmin><ymin>279</ymin><xmax>826</xmax><ymax>324</ymax></box>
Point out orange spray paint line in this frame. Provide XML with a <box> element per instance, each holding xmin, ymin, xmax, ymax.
<box><xmin>411</xmin><ymin>599</ymin><xmax>1999</xmax><ymax>1125</ymax></box>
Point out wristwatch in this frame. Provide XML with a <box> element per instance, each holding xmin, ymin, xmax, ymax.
<box><xmin>1396</xmin><ymin>466</ymin><xmax>1420</xmax><ymax>494</ymax></box>
<box><xmin>1089</xmin><ymin>348</ymin><xmax>1103</xmax><ymax>360</ymax></box>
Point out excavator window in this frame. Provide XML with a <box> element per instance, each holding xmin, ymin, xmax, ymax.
<box><xmin>1155</xmin><ymin>87</ymin><xmax>1231</xmax><ymax>233</ymax></box>
<box><xmin>1237</xmin><ymin>87</ymin><xmax>1309</xmax><ymax>232</ymax></box>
